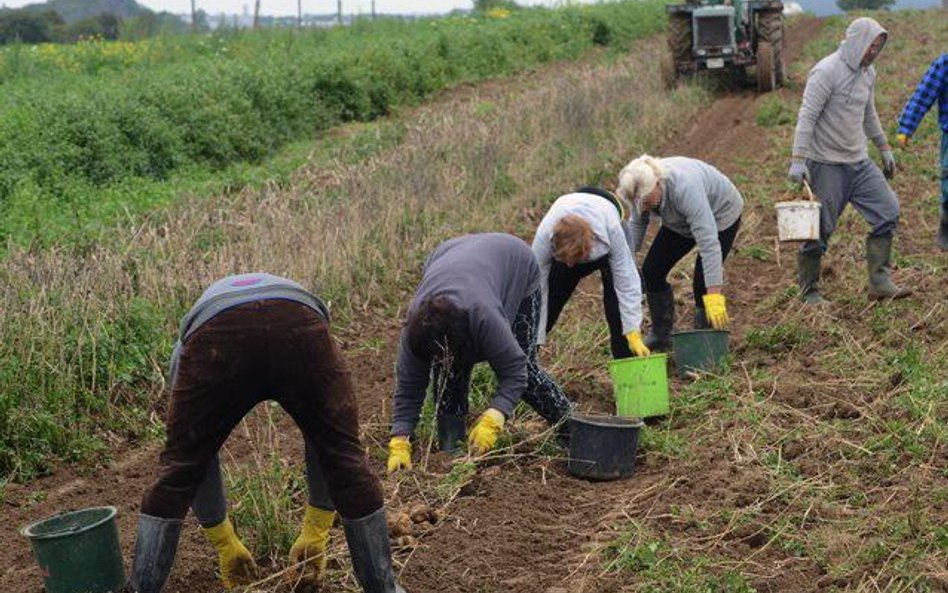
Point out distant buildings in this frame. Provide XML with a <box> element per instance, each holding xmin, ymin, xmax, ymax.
<box><xmin>174</xmin><ymin>10</ymin><xmax>345</xmax><ymax>29</ymax></box>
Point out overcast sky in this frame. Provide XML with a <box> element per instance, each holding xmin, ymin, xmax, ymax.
<box><xmin>0</xmin><ymin>0</ymin><xmax>589</xmax><ymax>16</ymax></box>
<box><xmin>0</xmin><ymin>0</ymin><xmax>941</xmax><ymax>17</ymax></box>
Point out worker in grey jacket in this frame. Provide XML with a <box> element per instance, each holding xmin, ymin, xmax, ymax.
<box><xmin>131</xmin><ymin>273</ymin><xmax>405</xmax><ymax>593</ymax></box>
<box><xmin>617</xmin><ymin>155</ymin><xmax>743</xmax><ymax>351</ymax></box>
<box><xmin>532</xmin><ymin>187</ymin><xmax>649</xmax><ymax>360</ymax></box>
<box><xmin>788</xmin><ymin>17</ymin><xmax>910</xmax><ymax>304</ymax></box>
<box><xmin>387</xmin><ymin>234</ymin><xmax>574</xmax><ymax>470</ymax></box>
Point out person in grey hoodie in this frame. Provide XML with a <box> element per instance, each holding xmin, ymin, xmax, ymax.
<box><xmin>788</xmin><ymin>17</ymin><xmax>910</xmax><ymax>304</ymax></box>
<box><xmin>131</xmin><ymin>273</ymin><xmax>405</xmax><ymax>593</ymax></box>
<box><xmin>617</xmin><ymin>155</ymin><xmax>743</xmax><ymax>351</ymax></box>
<box><xmin>386</xmin><ymin>233</ymin><xmax>574</xmax><ymax>472</ymax></box>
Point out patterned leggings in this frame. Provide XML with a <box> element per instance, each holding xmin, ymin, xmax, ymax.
<box><xmin>433</xmin><ymin>290</ymin><xmax>573</xmax><ymax>426</ymax></box>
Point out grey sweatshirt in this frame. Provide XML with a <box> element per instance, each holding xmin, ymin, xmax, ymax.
<box><xmin>630</xmin><ymin>157</ymin><xmax>744</xmax><ymax>287</ymax></box>
<box><xmin>391</xmin><ymin>233</ymin><xmax>540</xmax><ymax>436</ymax></box>
<box><xmin>532</xmin><ymin>192</ymin><xmax>643</xmax><ymax>343</ymax></box>
<box><xmin>170</xmin><ymin>273</ymin><xmax>329</xmax><ymax>382</ymax></box>
<box><xmin>792</xmin><ymin>18</ymin><xmax>889</xmax><ymax>164</ymax></box>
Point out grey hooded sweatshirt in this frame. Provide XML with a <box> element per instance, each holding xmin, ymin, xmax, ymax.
<box><xmin>630</xmin><ymin>157</ymin><xmax>743</xmax><ymax>288</ymax></box>
<box><xmin>792</xmin><ymin>18</ymin><xmax>889</xmax><ymax>164</ymax></box>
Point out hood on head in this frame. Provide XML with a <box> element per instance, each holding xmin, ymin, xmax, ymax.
<box><xmin>838</xmin><ymin>17</ymin><xmax>887</xmax><ymax>70</ymax></box>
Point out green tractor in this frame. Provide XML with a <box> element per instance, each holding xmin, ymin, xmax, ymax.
<box><xmin>664</xmin><ymin>0</ymin><xmax>785</xmax><ymax>92</ymax></box>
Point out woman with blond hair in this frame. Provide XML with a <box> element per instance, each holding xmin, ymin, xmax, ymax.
<box><xmin>532</xmin><ymin>187</ymin><xmax>649</xmax><ymax>359</ymax></box>
<box><xmin>617</xmin><ymin>156</ymin><xmax>743</xmax><ymax>351</ymax></box>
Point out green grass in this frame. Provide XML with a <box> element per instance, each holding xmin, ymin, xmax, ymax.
<box><xmin>0</xmin><ymin>296</ymin><xmax>168</xmax><ymax>477</ymax></box>
<box><xmin>603</xmin><ymin>524</ymin><xmax>759</xmax><ymax>592</ymax></box>
<box><xmin>744</xmin><ymin>323</ymin><xmax>815</xmax><ymax>354</ymax></box>
<box><xmin>225</xmin><ymin>407</ymin><xmax>308</xmax><ymax>562</ymax></box>
<box><xmin>0</xmin><ymin>1</ymin><xmax>668</xmax><ymax>249</ymax></box>
<box><xmin>435</xmin><ymin>459</ymin><xmax>478</xmax><ymax>500</ymax></box>
<box><xmin>755</xmin><ymin>95</ymin><xmax>794</xmax><ymax>128</ymax></box>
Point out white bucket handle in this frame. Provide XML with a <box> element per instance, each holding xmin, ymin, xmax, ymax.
<box><xmin>802</xmin><ymin>179</ymin><xmax>818</xmax><ymax>203</ymax></box>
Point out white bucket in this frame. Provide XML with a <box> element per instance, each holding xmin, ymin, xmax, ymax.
<box><xmin>775</xmin><ymin>200</ymin><xmax>821</xmax><ymax>241</ymax></box>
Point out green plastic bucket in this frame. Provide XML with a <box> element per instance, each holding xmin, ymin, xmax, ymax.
<box><xmin>671</xmin><ymin>329</ymin><xmax>730</xmax><ymax>377</ymax></box>
<box><xmin>20</xmin><ymin>506</ymin><xmax>126</xmax><ymax>593</ymax></box>
<box><xmin>608</xmin><ymin>353</ymin><xmax>669</xmax><ymax>418</ymax></box>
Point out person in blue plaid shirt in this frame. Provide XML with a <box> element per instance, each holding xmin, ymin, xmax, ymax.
<box><xmin>897</xmin><ymin>53</ymin><xmax>948</xmax><ymax>250</ymax></box>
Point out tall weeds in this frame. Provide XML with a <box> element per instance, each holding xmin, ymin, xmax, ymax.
<box><xmin>0</xmin><ymin>1</ymin><xmax>668</xmax><ymax>246</ymax></box>
<box><xmin>0</xmin><ymin>32</ymin><xmax>710</xmax><ymax>478</ymax></box>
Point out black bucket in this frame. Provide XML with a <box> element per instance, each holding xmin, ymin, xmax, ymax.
<box><xmin>567</xmin><ymin>414</ymin><xmax>644</xmax><ymax>481</ymax></box>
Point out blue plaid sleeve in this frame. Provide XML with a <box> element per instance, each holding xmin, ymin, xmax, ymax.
<box><xmin>898</xmin><ymin>54</ymin><xmax>947</xmax><ymax>137</ymax></box>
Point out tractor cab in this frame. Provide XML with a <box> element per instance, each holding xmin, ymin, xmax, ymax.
<box><xmin>690</xmin><ymin>5</ymin><xmax>739</xmax><ymax>71</ymax></box>
<box><xmin>665</xmin><ymin>0</ymin><xmax>784</xmax><ymax>91</ymax></box>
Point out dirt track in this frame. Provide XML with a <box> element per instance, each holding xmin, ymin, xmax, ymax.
<box><xmin>3</xmin><ymin>14</ymin><xmax>946</xmax><ymax>593</ymax></box>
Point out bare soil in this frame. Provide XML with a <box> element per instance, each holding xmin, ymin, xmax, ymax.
<box><xmin>4</xmin><ymin>14</ymin><xmax>946</xmax><ymax>593</ymax></box>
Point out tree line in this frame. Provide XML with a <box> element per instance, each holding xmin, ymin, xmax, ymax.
<box><xmin>0</xmin><ymin>8</ymin><xmax>185</xmax><ymax>44</ymax></box>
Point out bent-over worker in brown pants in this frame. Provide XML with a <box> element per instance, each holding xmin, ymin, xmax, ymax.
<box><xmin>131</xmin><ymin>273</ymin><xmax>406</xmax><ymax>593</ymax></box>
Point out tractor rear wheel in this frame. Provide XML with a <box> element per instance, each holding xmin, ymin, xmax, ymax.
<box><xmin>667</xmin><ymin>14</ymin><xmax>692</xmax><ymax>66</ymax></box>
<box><xmin>757</xmin><ymin>10</ymin><xmax>785</xmax><ymax>86</ymax></box>
<box><xmin>757</xmin><ymin>41</ymin><xmax>776</xmax><ymax>92</ymax></box>
<box><xmin>661</xmin><ymin>51</ymin><xmax>678</xmax><ymax>89</ymax></box>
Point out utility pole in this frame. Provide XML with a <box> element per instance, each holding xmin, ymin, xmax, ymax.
<box><xmin>371</xmin><ymin>0</ymin><xmax>376</xmax><ymax>19</ymax></box>
<box><xmin>190</xmin><ymin>0</ymin><xmax>196</xmax><ymax>32</ymax></box>
<box><xmin>337</xmin><ymin>0</ymin><xmax>343</xmax><ymax>25</ymax></box>
<box><xmin>253</xmin><ymin>0</ymin><xmax>261</xmax><ymax>29</ymax></box>
<box><xmin>297</xmin><ymin>0</ymin><xmax>302</xmax><ymax>28</ymax></box>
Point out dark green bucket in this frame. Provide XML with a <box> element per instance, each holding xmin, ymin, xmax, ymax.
<box><xmin>671</xmin><ymin>329</ymin><xmax>729</xmax><ymax>377</ymax></box>
<box><xmin>20</xmin><ymin>506</ymin><xmax>126</xmax><ymax>593</ymax></box>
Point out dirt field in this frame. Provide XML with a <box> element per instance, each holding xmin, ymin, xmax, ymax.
<box><xmin>2</xmin><ymin>13</ymin><xmax>946</xmax><ymax>593</ymax></box>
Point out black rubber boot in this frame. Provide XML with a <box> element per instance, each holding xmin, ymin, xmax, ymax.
<box><xmin>937</xmin><ymin>203</ymin><xmax>948</xmax><ymax>251</ymax></box>
<box><xmin>644</xmin><ymin>288</ymin><xmax>675</xmax><ymax>351</ymax></box>
<box><xmin>694</xmin><ymin>307</ymin><xmax>710</xmax><ymax>329</ymax></box>
<box><xmin>436</xmin><ymin>414</ymin><xmax>466</xmax><ymax>454</ymax></box>
<box><xmin>343</xmin><ymin>508</ymin><xmax>407</xmax><ymax>593</ymax></box>
<box><xmin>866</xmin><ymin>236</ymin><xmax>912</xmax><ymax>300</ymax></box>
<box><xmin>131</xmin><ymin>514</ymin><xmax>182</xmax><ymax>593</ymax></box>
<box><xmin>796</xmin><ymin>249</ymin><xmax>829</xmax><ymax>305</ymax></box>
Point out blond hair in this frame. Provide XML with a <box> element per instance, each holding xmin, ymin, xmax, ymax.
<box><xmin>552</xmin><ymin>214</ymin><xmax>593</xmax><ymax>267</ymax></box>
<box><xmin>616</xmin><ymin>155</ymin><xmax>666</xmax><ymax>212</ymax></box>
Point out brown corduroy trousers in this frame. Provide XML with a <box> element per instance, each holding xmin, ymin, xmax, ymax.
<box><xmin>141</xmin><ymin>299</ymin><xmax>383</xmax><ymax>521</ymax></box>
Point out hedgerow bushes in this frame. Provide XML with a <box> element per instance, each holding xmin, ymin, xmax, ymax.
<box><xmin>0</xmin><ymin>0</ymin><xmax>666</xmax><ymax>245</ymax></box>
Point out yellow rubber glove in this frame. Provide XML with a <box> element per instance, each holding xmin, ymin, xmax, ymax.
<box><xmin>702</xmin><ymin>293</ymin><xmax>730</xmax><ymax>329</ymax></box>
<box><xmin>202</xmin><ymin>517</ymin><xmax>258</xmax><ymax>590</ymax></box>
<box><xmin>286</xmin><ymin>505</ymin><xmax>336</xmax><ymax>589</ymax></box>
<box><xmin>625</xmin><ymin>331</ymin><xmax>651</xmax><ymax>357</ymax></box>
<box><xmin>387</xmin><ymin>436</ymin><xmax>412</xmax><ymax>473</ymax></box>
<box><xmin>896</xmin><ymin>133</ymin><xmax>909</xmax><ymax>148</ymax></box>
<box><xmin>468</xmin><ymin>408</ymin><xmax>505</xmax><ymax>455</ymax></box>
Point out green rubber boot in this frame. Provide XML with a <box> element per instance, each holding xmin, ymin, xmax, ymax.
<box><xmin>866</xmin><ymin>236</ymin><xmax>912</xmax><ymax>300</ymax></box>
<box><xmin>937</xmin><ymin>203</ymin><xmax>948</xmax><ymax>251</ymax></box>
<box><xmin>796</xmin><ymin>249</ymin><xmax>829</xmax><ymax>306</ymax></box>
